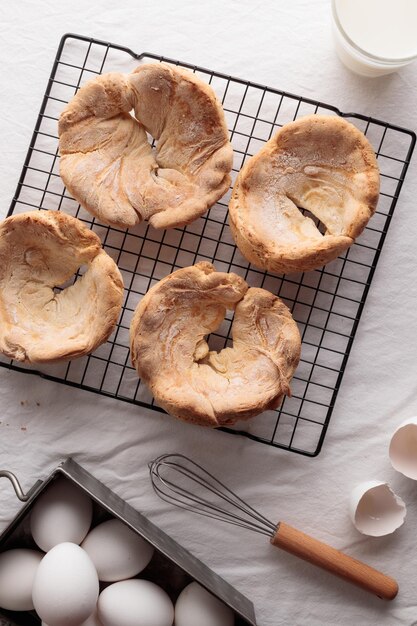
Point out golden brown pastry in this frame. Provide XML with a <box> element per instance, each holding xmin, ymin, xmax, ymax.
<box><xmin>130</xmin><ymin>262</ymin><xmax>301</xmax><ymax>426</ymax></box>
<box><xmin>59</xmin><ymin>63</ymin><xmax>233</xmax><ymax>230</ymax></box>
<box><xmin>229</xmin><ymin>115</ymin><xmax>380</xmax><ymax>274</ymax></box>
<box><xmin>0</xmin><ymin>210</ymin><xmax>124</xmax><ymax>363</ymax></box>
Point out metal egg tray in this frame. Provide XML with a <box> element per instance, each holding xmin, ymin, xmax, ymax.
<box><xmin>0</xmin><ymin>458</ymin><xmax>256</xmax><ymax>626</ymax></box>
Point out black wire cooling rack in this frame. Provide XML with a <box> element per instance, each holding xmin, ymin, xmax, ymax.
<box><xmin>1</xmin><ymin>33</ymin><xmax>415</xmax><ymax>456</ymax></box>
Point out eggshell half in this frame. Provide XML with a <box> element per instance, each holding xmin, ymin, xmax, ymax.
<box><xmin>0</xmin><ymin>549</ymin><xmax>43</xmax><ymax>611</ymax></box>
<box><xmin>98</xmin><ymin>579</ymin><xmax>174</xmax><ymax>626</ymax></box>
<box><xmin>30</xmin><ymin>477</ymin><xmax>93</xmax><ymax>551</ymax></box>
<box><xmin>32</xmin><ymin>542</ymin><xmax>99</xmax><ymax>626</ymax></box>
<box><xmin>389</xmin><ymin>417</ymin><xmax>417</xmax><ymax>479</ymax></box>
<box><xmin>81</xmin><ymin>518</ymin><xmax>154</xmax><ymax>582</ymax></box>
<box><xmin>349</xmin><ymin>480</ymin><xmax>406</xmax><ymax>536</ymax></box>
<box><xmin>175</xmin><ymin>582</ymin><xmax>234</xmax><ymax>626</ymax></box>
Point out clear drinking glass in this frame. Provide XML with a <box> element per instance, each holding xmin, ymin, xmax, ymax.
<box><xmin>332</xmin><ymin>0</ymin><xmax>417</xmax><ymax>77</ymax></box>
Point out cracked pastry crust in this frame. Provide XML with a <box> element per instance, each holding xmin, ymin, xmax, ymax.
<box><xmin>59</xmin><ymin>63</ymin><xmax>233</xmax><ymax>230</ymax></box>
<box><xmin>130</xmin><ymin>262</ymin><xmax>301</xmax><ymax>427</ymax></box>
<box><xmin>0</xmin><ymin>210</ymin><xmax>124</xmax><ymax>363</ymax></box>
<box><xmin>229</xmin><ymin>115</ymin><xmax>380</xmax><ymax>274</ymax></box>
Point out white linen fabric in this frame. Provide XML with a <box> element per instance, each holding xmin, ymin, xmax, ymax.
<box><xmin>0</xmin><ymin>2</ymin><xmax>416</xmax><ymax>625</ymax></box>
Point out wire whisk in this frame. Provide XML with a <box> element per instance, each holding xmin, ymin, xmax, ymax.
<box><xmin>149</xmin><ymin>453</ymin><xmax>276</xmax><ymax>537</ymax></box>
<box><xmin>149</xmin><ymin>453</ymin><xmax>398</xmax><ymax>601</ymax></box>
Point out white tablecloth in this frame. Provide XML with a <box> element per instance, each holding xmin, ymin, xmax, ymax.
<box><xmin>1</xmin><ymin>2</ymin><xmax>417</xmax><ymax>625</ymax></box>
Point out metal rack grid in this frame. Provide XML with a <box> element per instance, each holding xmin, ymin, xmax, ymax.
<box><xmin>1</xmin><ymin>33</ymin><xmax>415</xmax><ymax>456</ymax></box>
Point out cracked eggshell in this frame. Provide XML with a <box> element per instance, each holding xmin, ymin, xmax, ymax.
<box><xmin>349</xmin><ymin>480</ymin><xmax>406</xmax><ymax>537</ymax></box>
<box><xmin>389</xmin><ymin>417</ymin><xmax>417</xmax><ymax>480</ymax></box>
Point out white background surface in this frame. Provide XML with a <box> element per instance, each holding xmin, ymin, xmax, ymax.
<box><xmin>0</xmin><ymin>1</ymin><xmax>417</xmax><ymax>625</ymax></box>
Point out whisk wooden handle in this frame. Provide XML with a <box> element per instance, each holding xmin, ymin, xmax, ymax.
<box><xmin>271</xmin><ymin>522</ymin><xmax>398</xmax><ymax>600</ymax></box>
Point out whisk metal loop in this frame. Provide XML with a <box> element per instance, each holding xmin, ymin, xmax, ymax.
<box><xmin>149</xmin><ymin>453</ymin><xmax>277</xmax><ymax>537</ymax></box>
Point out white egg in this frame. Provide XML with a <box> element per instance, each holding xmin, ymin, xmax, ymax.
<box><xmin>0</xmin><ymin>549</ymin><xmax>43</xmax><ymax>611</ymax></box>
<box><xmin>42</xmin><ymin>608</ymin><xmax>103</xmax><ymax>625</ymax></box>
<box><xmin>32</xmin><ymin>542</ymin><xmax>99</xmax><ymax>626</ymax></box>
<box><xmin>30</xmin><ymin>477</ymin><xmax>93</xmax><ymax>551</ymax></box>
<box><xmin>349</xmin><ymin>480</ymin><xmax>406</xmax><ymax>536</ymax></box>
<box><xmin>79</xmin><ymin>612</ymin><xmax>103</xmax><ymax>626</ymax></box>
<box><xmin>80</xmin><ymin>611</ymin><xmax>103</xmax><ymax>626</ymax></box>
<box><xmin>175</xmin><ymin>582</ymin><xmax>234</xmax><ymax>626</ymax></box>
<box><xmin>81</xmin><ymin>518</ymin><xmax>154</xmax><ymax>582</ymax></box>
<box><xmin>98</xmin><ymin>579</ymin><xmax>174</xmax><ymax>626</ymax></box>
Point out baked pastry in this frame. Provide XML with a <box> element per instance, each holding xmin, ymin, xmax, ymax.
<box><xmin>130</xmin><ymin>262</ymin><xmax>301</xmax><ymax>426</ymax></box>
<box><xmin>59</xmin><ymin>63</ymin><xmax>233</xmax><ymax>230</ymax></box>
<box><xmin>229</xmin><ymin>115</ymin><xmax>380</xmax><ymax>274</ymax></box>
<box><xmin>0</xmin><ymin>210</ymin><xmax>124</xmax><ymax>363</ymax></box>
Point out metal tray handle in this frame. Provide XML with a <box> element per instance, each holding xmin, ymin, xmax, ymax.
<box><xmin>0</xmin><ymin>471</ymin><xmax>42</xmax><ymax>502</ymax></box>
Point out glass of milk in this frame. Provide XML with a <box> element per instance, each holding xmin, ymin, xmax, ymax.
<box><xmin>332</xmin><ymin>0</ymin><xmax>417</xmax><ymax>77</ymax></box>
